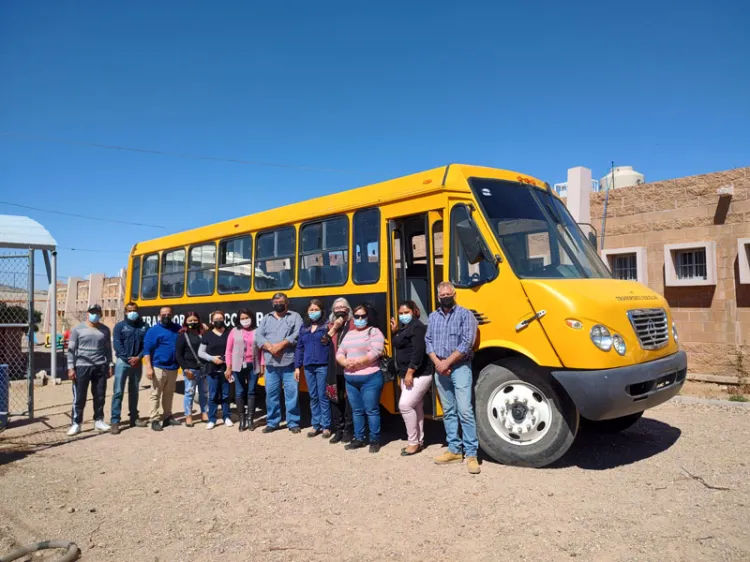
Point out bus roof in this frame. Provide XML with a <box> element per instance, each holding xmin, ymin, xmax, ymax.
<box><xmin>131</xmin><ymin>163</ymin><xmax>546</xmax><ymax>255</ymax></box>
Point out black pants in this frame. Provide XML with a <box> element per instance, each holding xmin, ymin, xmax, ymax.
<box><xmin>331</xmin><ymin>375</ymin><xmax>353</xmax><ymax>433</ymax></box>
<box><xmin>71</xmin><ymin>364</ymin><xmax>108</xmax><ymax>424</ymax></box>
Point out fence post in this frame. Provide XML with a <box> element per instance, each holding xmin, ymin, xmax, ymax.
<box><xmin>27</xmin><ymin>249</ymin><xmax>34</xmax><ymax>418</ymax></box>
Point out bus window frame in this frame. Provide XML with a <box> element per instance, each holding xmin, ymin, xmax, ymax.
<box><xmin>217</xmin><ymin>235</ymin><xmax>253</xmax><ymax>295</ymax></box>
<box><xmin>254</xmin><ymin>225</ymin><xmax>297</xmax><ymax>292</ymax></box>
<box><xmin>352</xmin><ymin>207</ymin><xmax>381</xmax><ymax>286</ymax></box>
<box><xmin>129</xmin><ymin>255</ymin><xmax>141</xmax><ymax>301</ymax></box>
<box><xmin>297</xmin><ymin>214</ymin><xmax>350</xmax><ymax>289</ymax></box>
<box><xmin>140</xmin><ymin>252</ymin><xmax>160</xmax><ymax>301</ymax></box>
<box><xmin>159</xmin><ymin>246</ymin><xmax>187</xmax><ymax>300</ymax></box>
<box><xmin>449</xmin><ymin>203</ymin><xmax>498</xmax><ymax>289</ymax></box>
<box><xmin>187</xmin><ymin>241</ymin><xmax>218</xmax><ymax>297</ymax></box>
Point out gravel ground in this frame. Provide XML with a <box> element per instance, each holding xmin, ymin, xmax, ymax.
<box><xmin>1</xmin><ymin>381</ymin><xmax>749</xmax><ymax>562</ymax></box>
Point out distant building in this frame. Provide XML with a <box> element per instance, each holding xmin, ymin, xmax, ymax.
<box><xmin>45</xmin><ymin>269</ymin><xmax>126</xmax><ymax>332</ymax></box>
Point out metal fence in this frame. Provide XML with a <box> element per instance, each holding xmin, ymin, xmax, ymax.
<box><xmin>0</xmin><ymin>250</ymin><xmax>34</xmax><ymax>429</ymax></box>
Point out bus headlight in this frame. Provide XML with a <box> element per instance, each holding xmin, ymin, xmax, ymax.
<box><xmin>672</xmin><ymin>322</ymin><xmax>678</xmax><ymax>344</ymax></box>
<box><xmin>590</xmin><ymin>325</ymin><xmax>613</xmax><ymax>352</ymax></box>
<box><xmin>612</xmin><ymin>334</ymin><xmax>626</xmax><ymax>356</ymax></box>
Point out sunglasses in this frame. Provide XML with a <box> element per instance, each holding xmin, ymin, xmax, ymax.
<box><xmin>353</xmin><ymin>313</ymin><xmax>368</xmax><ymax>320</ymax></box>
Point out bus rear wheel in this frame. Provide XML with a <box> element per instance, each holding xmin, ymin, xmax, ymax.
<box><xmin>475</xmin><ymin>359</ymin><xmax>579</xmax><ymax>468</ymax></box>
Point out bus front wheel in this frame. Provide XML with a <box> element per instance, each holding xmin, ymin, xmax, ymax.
<box><xmin>475</xmin><ymin>359</ymin><xmax>579</xmax><ymax>468</ymax></box>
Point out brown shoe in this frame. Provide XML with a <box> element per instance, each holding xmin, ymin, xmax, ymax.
<box><xmin>201</xmin><ymin>413</ymin><xmax>209</xmax><ymax>423</ymax></box>
<box><xmin>467</xmin><ymin>456</ymin><xmax>481</xmax><ymax>474</ymax></box>
<box><xmin>434</xmin><ymin>451</ymin><xmax>463</xmax><ymax>465</ymax></box>
<box><xmin>185</xmin><ymin>415</ymin><xmax>193</xmax><ymax>428</ymax></box>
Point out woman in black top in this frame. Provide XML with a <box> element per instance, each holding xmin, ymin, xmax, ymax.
<box><xmin>175</xmin><ymin>312</ymin><xmax>208</xmax><ymax>427</ymax></box>
<box><xmin>198</xmin><ymin>310</ymin><xmax>231</xmax><ymax>430</ymax></box>
<box><xmin>391</xmin><ymin>300</ymin><xmax>432</xmax><ymax>456</ymax></box>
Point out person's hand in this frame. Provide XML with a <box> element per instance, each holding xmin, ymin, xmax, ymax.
<box><xmin>108</xmin><ymin>366</ymin><xmax>114</xmax><ymax>379</ymax></box>
<box><xmin>145</xmin><ymin>366</ymin><xmax>154</xmax><ymax>380</ymax></box>
<box><xmin>294</xmin><ymin>368</ymin><xmax>300</xmax><ymax>382</ymax></box>
<box><xmin>436</xmin><ymin>360</ymin><xmax>452</xmax><ymax>376</ymax></box>
<box><xmin>185</xmin><ymin>369</ymin><xmax>195</xmax><ymax>381</ymax></box>
<box><xmin>404</xmin><ymin>373</ymin><xmax>414</xmax><ymax>388</ymax></box>
<box><xmin>345</xmin><ymin>359</ymin><xmax>357</xmax><ymax>370</ymax></box>
<box><xmin>271</xmin><ymin>343</ymin><xmax>285</xmax><ymax>357</ymax></box>
<box><xmin>390</xmin><ymin>317</ymin><xmax>398</xmax><ymax>333</ymax></box>
<box><xmin>128</xmin><ymin>357</ymin><xmax>139</xmax><ymax>367</ymax></box>
<box><xmin>212</xmin><ymin>357</ymin><xmax>223</xmax><ymax>365</ymax></box>
<box><xmin>68</xmin><ymin>368</ymin><xmax>76</xmax><ymax>381</ymax></box>
<box><xmin>259</xmin><ymin>365</ymin><xmax>266</xmax><ymax>377</ymax></box>
<box><xmin>225</xmin><ymin>370</ymin><xmax>234</xmax><ymax>383</ymax></box>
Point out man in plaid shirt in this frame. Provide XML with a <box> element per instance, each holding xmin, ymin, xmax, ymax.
<box><xmin>425</xmin><ymin>281</ymin><xmax>480</xmax><ymax>475</ymax></box>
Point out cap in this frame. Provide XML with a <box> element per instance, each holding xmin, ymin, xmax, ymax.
<box><xmin>87</xmin><ymin>304</ymin><xmax>103</xmax><ymax>314</ymax></box>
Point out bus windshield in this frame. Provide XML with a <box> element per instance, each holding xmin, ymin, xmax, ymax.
<box><xmin>470</xmin><ymin>178</ymin><xmax>611</xmax><ymax>279</ymax></box>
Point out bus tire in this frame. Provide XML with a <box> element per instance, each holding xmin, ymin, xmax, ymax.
<box><xmin>581</xmin><ymin>411</ymin><xmax>643</xmax><ymax>433</ymax></box>
<box><xmin>475</xmin><ymin>359</ymin><xmax>579</xmax><ymax>468</ymax></box>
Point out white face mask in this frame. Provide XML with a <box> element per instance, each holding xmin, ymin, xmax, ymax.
<box><xmin>240</xmin><ymin>318</ymin><xmax>252</xmax><ymax>328</ymax></box>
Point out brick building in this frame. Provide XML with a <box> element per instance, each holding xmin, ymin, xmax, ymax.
<box><xmin>45</xmin><ymin>270</ymin><xmax>126</xmax><ymax>332</ymax></box>
<box><xmin>564</xmin><ymin>166</ymin><xmax>749</xmax><ymax>379</ymax></box>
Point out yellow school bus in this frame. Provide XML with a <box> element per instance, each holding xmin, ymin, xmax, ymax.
<box><xmin>127</xmin><ymin>164</ymin><xmax>686</xmax><ymax>467</ymax></box>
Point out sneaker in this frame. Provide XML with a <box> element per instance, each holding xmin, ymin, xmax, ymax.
<box><xmin>205</xmin><ymin>422</ymin><xmax>216</xmax><ymax>430</ymax></box>
<box><xmin>329</xmin><ymin>432</ymin><xmax>343</xmax><ymax>444</ymax></box>
<box><xmin>110</xmin><ymin>424</ymin><xmax>121</xmax><ymax>435</ymax></box>
<box><xmin>467</xmin><ymin>456</ymin><xmax>481</xmax><ymax>475</ymax></box>
<box><xmin>224</xmin><ymin>418</ymin><xmax>234</xmax><ymax>428</ymax></box>
<box><xmin>369</xmin><ymin>442</ymin><xmax>381</xmax><ymax>454</ymax></box>
<box><xmin>130</xmin><ymin>419</ymin><xmax>148</xmax><ymax>428</ymax></box>
<box><xmin>344</xmin><ymin>439</ymin><xmax>367</xmax><ymax>450</ymax></box>
<box><xmin>151</xmin><ymin>421</ymin><xmax>163</xmax><ymax>432</ymax></box>
<box><xmin>94</xmin><ymin>420</ymin><xmax>111</xmax><ymax>432</ymax></box>
<box><xmin>289</xmin><ymin>427</ymin><xmax>301</xmax><ymax>434</ymax></box>
<box><xmin>342</xmin><ymin>431</ymin><xmax>353</xmax><ymax>444</ymax></box>
<box><xmin>434</xmin><ymin>451</ymin><xmax>464</xmax><ymax>465</ymax></box>
<box><xmin>67</xmin><ymin>424</ymin><xmax>81</xmax><ymax>436</ymax></box>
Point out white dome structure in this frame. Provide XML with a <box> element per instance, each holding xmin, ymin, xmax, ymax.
<box><xmin>600</xmin><ymin>166</ymin><xmax>644</xmax><ymax>190</ymax></box>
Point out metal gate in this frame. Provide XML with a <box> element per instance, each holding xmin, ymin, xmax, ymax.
<box><xmin>0</xmin><ymin>250</ymin><xmax>35</xmax><ymax>428</ymax></box>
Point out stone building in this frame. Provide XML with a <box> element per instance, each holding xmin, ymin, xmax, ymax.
<box><xmin>45</xmin><ymin>269</ymin><xmax>126</xmax><ymax>332</ymax></box>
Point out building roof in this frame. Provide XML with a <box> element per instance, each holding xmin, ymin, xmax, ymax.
<box><xmin>0</xmin><ymin>215</ymin><xmax>57</xmax><ymax>251</ymax></box>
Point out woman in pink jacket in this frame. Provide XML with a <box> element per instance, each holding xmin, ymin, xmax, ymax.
<box><xmin>225</xmin><ymin>309</ymin><xmax>264</xmax><ymax>432</ymax></box>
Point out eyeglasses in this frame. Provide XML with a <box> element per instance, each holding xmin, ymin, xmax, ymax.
<box><xmin>353</xmin><ymin>314</ymin><xmax>367</xmax><ymax>320</ymax></box>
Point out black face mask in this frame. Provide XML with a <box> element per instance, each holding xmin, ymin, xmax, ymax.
<box><xmin>334</xmin><ymin>311</ymin><xmax>348</xmax><ymax>319</ymax></box>
<box><xmin>212</xmin><ymin>320</ymin><xmax>225</xmax><ymax>329</ymax></box>
<box><xmin>187</xmin><ymin>323</ymin><xmax>200</xmax><ymax>330</ymax></box>
<box><xmin>273</xmin><ymin>303</ymin><xmax>286</xmax><ymax>314</ymax></box>
<box><xmin>439</xmin><ymin>296</ymin><xmax>456</xmax><ymax>309</ymax></box>
<box><xmin>160</xmin><ymin>316</ymin><xmax>171</xmax><ymax>326</ymax></box>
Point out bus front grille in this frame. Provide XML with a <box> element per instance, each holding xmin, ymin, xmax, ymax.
<box><xmin>627</xmin><ymin>308</ymin><xmax>669</xmax><ymax>350</ymax></box>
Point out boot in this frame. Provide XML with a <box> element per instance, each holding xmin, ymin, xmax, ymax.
<box><xmin>236</xmin><ymin>396</ymin><xmax>247</xmax><ymax>432</ymax></box>
<box><xmin>247</xmin><ymin>396</ymin><xmax>256</xmax><ymax>432</ymax></box>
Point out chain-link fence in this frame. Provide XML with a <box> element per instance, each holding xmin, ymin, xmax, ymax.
<box><xmin>0</xmin><ymin>250</ymin><xmax>34</xmax><ymax>431</ymax></box>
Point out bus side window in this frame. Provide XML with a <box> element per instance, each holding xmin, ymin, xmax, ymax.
<box><xmin>141</xmin><ymin>254</ymin><xmax>159</xmax><ymax>300</ymax></box>
<box><xmin>432</xmin><ymin>220</ymin><xmax>443</xmax><ymax>291</ymax></box>
<box><xmin>353</xmin><ymin>208</ymin><xmax>380</xmax><ymax>285</ymax></box>
<box><xmin>130</xmin><ymin>256</ymin><xmax>141</xmax><ymax>301</ymax></box>
<box><xmin>188</xmin><ymin>243</ymin><xmax>217</xmax><ymax>296</ymax></box>
<box><xmin>255</xmin><ymin>227</ymin><xmax>296</xmax><ymax>291</ymax></box>
<box><xmin>450</xmin><ymin>205</ymin><xmax>495</xmax><ymax>287</ymax></box>
<box><xmin>299</xmin><ymin>216</ymin><xmax>349</xmax><ymax>287</ymax></box>
<box><xmin>218</xmin><ymin>236</ymin><xmax>252</xmax><ymax>294</ymax></box>
<box><xmin>161</xmin><ymin>248</ymin><xmax>186</xmax><ymax>298</ymax></box>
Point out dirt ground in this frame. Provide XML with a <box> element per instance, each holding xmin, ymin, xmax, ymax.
<box><xmin>1</xmin><ymin>379</ymin><xmax>749</xmax><ymax>562</ymax></box>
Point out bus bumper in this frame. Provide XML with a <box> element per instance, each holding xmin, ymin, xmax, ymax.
<box><xmin>551</xmin><ymin>350</ymin><xmax>688</xmax><ymax>421</ymax></box>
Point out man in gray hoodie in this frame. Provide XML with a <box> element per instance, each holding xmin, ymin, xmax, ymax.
<box><xmin>67</xmin><ymin>304</ymin><xmax>114</xmax><ymax>436</ymax></box>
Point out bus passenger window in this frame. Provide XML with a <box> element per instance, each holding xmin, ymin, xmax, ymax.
<box><xmin>188</xmin><ymin>243</ymin><xmax>217</xmax><ymax>296</ymax></box>
<box><xmin>353</xmin><ymin>208</ymin><xmax>380</xmax><ymax>285</ymax></box>
<box><xmin>161</xmin><ymin>249</ymin><xmax>186</xmax><ymax>298</ymax></box>
<box><xmin>433</xmin><ymin>220</ymin><xmax>444</xmax><ymax>289</ymax></box>
<box><xmin>255</xmin><ymin>227</ymin><xmax>295</xmax><ymax>291</ymax></box>
<box><xmin>141</xmin><ymin>254</ymin><xmax>159</xmax><ymax>300</ymax></box>
<box><xmin>130</xmin><ymin>256</ymin><xmax>141</xmax><ymax>300</ymax></box>
<box><xmin>299</xmin><ymin>216</ymin><xmax>349</xmax><ymax>287</ymax></box>
<box><xmin>218</xmin><ymin>236</ymin><xmax>252</xmax><ymax>294</ymax></box>
<box><xmin>450</xmin><ymin>205</ymin><xmax>495</xmax><ymax>288</ymax></box>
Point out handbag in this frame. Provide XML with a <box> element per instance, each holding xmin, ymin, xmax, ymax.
<box><xmin>381</xmin><ymin>332</ymin><xmax>398</xmax><ymax>383</ymax></box>
<box><xmin>183</xmin><ymin>333</ymin><xmax>204</xmax><ymax>378</ymax></box>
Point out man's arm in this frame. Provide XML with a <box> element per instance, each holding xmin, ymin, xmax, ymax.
<box><xmin>103</xmin><ymin>326</ymin><xmax>113</xmax><ymax>366</ymax></box>
<box><xmin>255</xmin><ymin>316</ymin><xmax>269</xmax><ymax>349</ymax></box>
<box><xmin>285</xmin><ymin>313</ymin><xmax>302</xmax><ymax>347</ymax></box>
<box><xmin>66</xmin><ymin>326</ymin><xmax>79</xmax><ymax>371</ymax></box>
<box><xmin>112</xmin><ymin>322</ymin><xmax>126</xmax><ymax>360</ymax></box>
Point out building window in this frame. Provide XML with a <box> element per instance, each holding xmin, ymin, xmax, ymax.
<box><xmin>353</xmin><ymin>208</ymin><xmax>380</xmax><ymax>285</ymax></box>
<box><xmin>217</xmin><ymin>236</ymin><xmax>252</xmax><ymax>294</ymax></box>
<box><xmin>130</xmin><ymin>257</ymin><xmax>141</xmax><ymax>300</ymax></box>
<box><xmin>664</xmin><ymin>242</ymin><xmax>716</xmax><ymax>287</ymax></box>
<box><xmin>255</xmin><ymin>227</ymin><xmax>295</xmax><ymax>291</ymax></box>
<box><xmin>188</xmin><ymin>243</ymin><xmax>216</xmax><ymax>296</ymax></box>
<box><xmin>161</xmin><ymin>249</ymin><xmax>185</xmax><ymax>298</ymax></box>
<box><xmin>528</xmin><ymin>257</ymin><xmax>546</xmax><ymax>273</ymax></box>
<box><xmin>299</xmin><ymin>216</ymin><xmax>349</xmax><ymax>287</ymax></box>
<box><xmin>141</xmin><ymin>254</ymin><xmax>159</xmax><ymax>300</ymax></box>
<box><xmin>610</xmin><ymin>253</ymin><xmax>638</xmax><ymax>281</ymax></box>
<box><xmin>738</xmin><ymin>238</ymin><xmax>750</xmax><ymax>285</ymax></box>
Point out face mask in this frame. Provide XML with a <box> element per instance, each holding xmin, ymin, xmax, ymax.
<box><xmin>308</xmin><ymin>311</ymin><xmax>321</xmax><ymax>322</ymax></box>
<box><xmin>187</xmin><ymin>323</ymin><xmax>200</xmax><ymax>330</ymax></box>
<box><xmin>334</xmin><ymin>311</ymin><xmax>348</xmax><ymax>319</ymax></box>
<box><xmin>126</xmin><ymin>311</ymin><xmax>139</xmax><ymax>321</ymax></box>
<box><xmin>273</xmin><ymin>303</ymin><xmax>286</xmax><ymax>314</ymax></box>
<box><xmin>88</xmin><ymin>313</ymin><xmax>101</xmax><ymax>323</ymax></box>
<box><xmin>240</xmin><ymin>318</ymin><xmax>252</xmax><ymax>328</ymax></box>
<box><xmin>439</xmin><ymin>296</ymin><xmax>456</xmax><ymax>309</ymax></box>
<box><xmin>160</xmin><ymin>316</ymin><xmax>171</xmax><ymax>326</ymax></box>
<box><xmin>353</xmin><ymin>318</ymin><xmax>367</xmax><ymax>329</ymax></box>
<box><xmin>399</xmin><ymin>314</ymin><xmax>413</xmax><ymax>325</ymax></box>
<box><xmin>212</xmin><ymin>319</ymin><xmax>225</xmax><ymax>329</ymax></box>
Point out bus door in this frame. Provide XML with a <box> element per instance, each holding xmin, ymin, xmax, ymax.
<box><xmin>387</xmin><ymin>211</ymin><xmax>444</xmax><ymax>419</ymax></box>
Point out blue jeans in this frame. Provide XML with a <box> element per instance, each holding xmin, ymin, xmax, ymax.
<box><xmin>265</xmin><ymin>365</ymin><xmax>300</xmax><ymax>429</ymax></box>
<box><xmin>207</xmin><ymin>371</ymin><xmax>231</xmax><ymax>423</ymax></box>
<box><xmin>345</xmin><ymin>371</ymin><xmax>384</xmax><ymax>443</ymax></box>
<box><xmin>110</xmin><ymin>358</ymin><xmax>142</xmax><ymax>424</ymax></box>
<box><xmin>304</xmin><ymin>364</ymin><xmax>331</xmax><ymax>431</ymax></box>
<box><xmin>434</xmin><ymin>363</ymin><xmax>478</xmax><ymax>457</ymax></box>
<box><xmin>184</xmin><ymin>370</ymin><xmax>208</xmax><ymax>416</ymax></box>
<box><xmin>234</xmin><ymin>366</ymin><xmax>258</xmax><ymax>402</ymax></box>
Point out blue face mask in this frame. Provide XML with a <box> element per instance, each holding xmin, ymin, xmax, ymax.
<box><xmin>126</xmin><ymin>311</ymin><xmax>139</xmax><ymax>322</ymax></box>
<box><xmin>308</xmin><ymin>310</ymin><xmax>322</xmax><ymax>322</ymax></box>
<box><xmin>353</xmin><ymin>318</ymin><xmax>367</xmax><ymax>329</ymax></box>
<box><xmin>399</xmin><ymin>313</ymin><xmax>413</xmax><ymax>325</ymax></box>
<box><xmin>88</xmin><ymin>313</ymin><xmax>101</xmax><ymax>323</ymax></box>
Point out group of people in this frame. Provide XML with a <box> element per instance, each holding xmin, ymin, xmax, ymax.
<box><xmin>65</xmin><ymin>282</ymin><xmax>482</xmax><ymax>474</ymax></box>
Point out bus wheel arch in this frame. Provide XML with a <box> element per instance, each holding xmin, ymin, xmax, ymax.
<box><xmin>474</xmin><ymin>357</ymin><xmax>579</xmax><ymax>468</ymax></box>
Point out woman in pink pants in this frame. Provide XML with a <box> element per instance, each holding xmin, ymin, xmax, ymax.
<box><xmin>391</xmin><ymin>301</ymin><xmax>433</xmax><ymax>456</ymax></box>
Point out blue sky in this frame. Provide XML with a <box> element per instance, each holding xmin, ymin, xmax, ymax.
<box><xmin>1</xmin><ymin>0</ymin><xmax>748</xmax><ymax>283</ymax></box>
